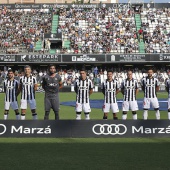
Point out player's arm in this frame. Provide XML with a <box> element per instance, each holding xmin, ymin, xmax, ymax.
<box><xmin>41</xmin><ymin>76</ymin><xmax>45</xmax><ymax>90</ymax></box>
<box><xmin>58</xmin><ymin>76</ymin><xmax>63</xmax><ymax>89</ymax></box>
<box><xmin>89</xmin><ymin>80</ymin><xmax>93</xmax><ymax>96</ymax></box>
<box><xmin>3</xmin><ymin>81</ymin><xmax>6</xmax><ymax>93</ymax></box>
<box><xmin>34</xmin><ymin>77</ymin><xmax>38</xmax><ymax>91</ymax></box>
<box><xmin>16</xmin><ymin>81</ymin><xmax>20</xmax><ymax>96</ymax></box>
<box><xmin>74</xmin><ymin>80</ymin><xmax>78</xmax><ymax>94</ymax></box>
<box><xmin>165</xmin><ymin>79</ymin><xmax>169</xmax><ymax>92</ymax></box>
<box><xmin>18</xmin><ymin>78</ymin><xmax>22</xmax><ymax>94</ymax></box>
<box><xmin>101</xmin><ymin>82</ymin><xmax>105</xmax><ymax>95</ymax></box>
<box><xmin>120</xmin><ymin>81</ymin><xmax>124</xmax><ymax>95</ymax></box>
<box><xmin>141</xmin><ymin>79</ymin><xmax>145</xmax><ymax>91</ymax></box>
<box><xmin>116</xmin><ymin>88</ymin><xmax>120</xmax><ymax>95</ymax></box>
<box><xmin>135</xmin><ymin>81</ymin><xmax>139</xmax><ymax>96</ymax></box>
<box><xmin>156</xmin><ymin>79</ymin><xmax>160</xmax><ymax>92</ymax></box>
<box><xmin>59</xmin><ymin>81</ymin><xmax>63</xmax><ymax>89</ymax></box>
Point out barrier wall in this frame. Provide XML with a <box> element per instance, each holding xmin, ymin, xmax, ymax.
<box><xmin>0</xmin><ymin>120</ymin><xmax>170</xmax><ymax>138</ymax></box>
<box><xmin>0</xmin><ymin>54</ymin><xmax>169</xmax><ymax>63</ymax></box>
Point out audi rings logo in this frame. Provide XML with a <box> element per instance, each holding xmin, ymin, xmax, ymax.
<box><xmin>0</xmin><ymin>124</ymin><xmax>7</xmax><ymax>135</ymax></box>
<box><xmin>92</xmin><ymin>124</ymin><xmax>127</xmax><ymax>135</ymax></box>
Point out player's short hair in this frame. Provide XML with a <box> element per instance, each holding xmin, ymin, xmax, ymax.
<box><xmin>107</xmin><ymin>70</ymin><xmax>113</xmax><ymax>74</ymax></box>
<box><xmin>127</xmin><ymin>69</ymin><xmax>133</xmax><ymax>74</ymax></box>
<box><xmin>48</xmin><ymin>64</ymin><xmax>56</xmax><ymax>69</ymax></box>
<box><xmin>24</xmin><ymin>65</ymin><xmax>31</xmax><ymax>69</ymax></box>
<box><xmin>8</xmin><ymin>69</ymin><xmax>13</xmax><ymax>73</ymax></box>
<box><xmin>80</xmin><ymin>67</ymin><xmax>86</xmax><ymax>72</ymax></box>
<box><xmin>147</xmin><ymin>67</ymin><xmax>154</xmax><ymax>72</ymax></box>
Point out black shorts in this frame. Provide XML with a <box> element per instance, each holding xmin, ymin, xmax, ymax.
<box><xmin>44</xmin><ymin>95</ymin><xmax>59</xmax><ymax>112</ymax></box>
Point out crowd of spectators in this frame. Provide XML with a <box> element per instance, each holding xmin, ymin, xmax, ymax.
<box><xmin>0</xmin><ymin>8</ymin><xmax>52</xmax><ymax>54</ymax></box>
<box><xmin>0</xmin><ymin>66</ymin><xmax>169</xmax><ymax>87</ymax></box>
<box><xmin>141</xmin><ymin>8</ymin><xmax>170</xmax><ymax>53</ymax></box>
<box><xmin>58</xmin><ymin>7</ymin><xmax>139</xmax><ymax>54</ymax></box>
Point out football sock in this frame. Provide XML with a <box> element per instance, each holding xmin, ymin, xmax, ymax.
<box><xmin>76</xmin><ymin>112</ymin><xmax>81</xmax><ymax>120</ymax></box>
<box><xmin>21</xmin><ymin>113</ymin><xmax>25</xmax><ymax>120</ymax></box>
<box><xmin>4</xmin><ymin>114</ymin><xmax>8</xmax><ymax>120</ymax></box>
<box><xmin>168</xmin><ymin>112</ymin><xmax>170</xmax><ymax>120</ymax></box>
<box><xmin>133</xmin><ymin>114</ymin><xmax>137</xmax><ymax>120</ymax></box>
<box><xmin>54</xmin><ymin>112</ymin><xmax>59</xmax><ymax>120</ymax></box>
<box><xmin>143</xmin><ymin>110</ymin><xmax>148</xmax><ymax>120</ymax></box>
<box><xmin>122</xmin><ymin>114</ymin><xmax>127</xmax><ymax>120</ymax></box>
<box><xmin>155</xmin><ymin>110</ymin><xmax>160</xmax><ymax>120</ymax></box>
<box><xmin>16</xmin><ymin>113</ymin><xmax>20</xmax><ymax>120</ymax></box>
<box><xmin>103</xmin><ymin>116</ymin><xmax>107</xmax><ymax>120</ymax></box>
<box><xmin>44</xmin><ymin>111</ymin><xmax>49</xmax><ymax>120</ymax></box>
<box><xmin>32</xmin><ymin>113</ymin><xmax>38</xmax><ymax>120</ymax></box>
<box><xmin>85</xmin><ymin>114</ymin><xmax>90</xmax><ymax>120</ymax></box>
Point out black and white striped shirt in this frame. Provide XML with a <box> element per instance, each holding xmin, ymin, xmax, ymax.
<box><xmin>101</xmin><ymin>79</ymin><xmax>119</xmax><ymax>103</ymax></box>
<box><xmin>20</xmin><ymin>76</ymin><xmax>37</xmax><ymax>100</ymax></box>
<box><xmin>166</xmin><ymin>79</ymin><xmax>170</xmax><ymax>98</ymax></box>
<box><xmin>74</xmin><ymin>78</ymin><xmax>93</xmax><ymax>103</ymax></box>
<box><xmin>141</xmin><ymin>77</ymin><xmax>159</xmax><ymax>98</ymax></box>
<box><xmin>121</xmin><ymin>78</ymin><xmax>138</xmax><ymax>101</ymax></box>
<box><xmin>4</xmin><ymin>79</ymin><xmax>19</xmax><ymax>102</ymax></box>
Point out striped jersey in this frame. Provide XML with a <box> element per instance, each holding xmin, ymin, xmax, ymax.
<box><xmin>20</xmin><ymin>75</ymin><xmax>37</xmax><ymax>100</ymax></box>
<box><xmin>141</xmin><ymin>77</ymin><xmax>159</xmax><ymax>98</ymax></box>
<box><xmin>4</xmin><ymin>79</ymin><xmax>19</xmax><ymax>102</ymax></box>
<box><xmin>74</xmin><ymin>78</ymin><xmax>93</xmax><ymax>103</ymax></box>
<box><xmin>166</xmin><ymin>79</ymin><xmax>170</xmax><ymax>98</ymax></box>
<box><xmin>121</xmin><ymin>78</ymin><xmax>138</xmax><ymax>101</ymax></box>
<box><xmin>101</xmin><ymin>79</ymin><xmax>119</xmax><ymax>103</ymax></box>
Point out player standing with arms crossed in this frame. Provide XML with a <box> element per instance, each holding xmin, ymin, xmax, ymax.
<box><xmin>141</xmin><ymin>68</ymin><xmax>160</xmax><ymax>120</ymax></box>
<box><xmin>19</xmin><ymin>65</ymin><xmax>38</xmax><ymax>120</ymax></box>
<box><xmin>3</xmin><ymin>69</ymin><xmax>20</xmax><ymax>120</ymax></box>
<box><xmin>74</xmin><ymin>68</ymin><xmax>93</xmax><ymax>120</ymax></box>
<box><xmin>42</xmin><ymin>64</ymin><xmax>63</xmax><ymax>120</ymax></box>
<box><xmin>121</xmin><ymin>70</ymin><xmax>139</xmax><ymax>120</ymax></box>
<box><xmin>101</xmin><ymin>70</ymin><xmax>119</xmax><ymax>120</ymax></box>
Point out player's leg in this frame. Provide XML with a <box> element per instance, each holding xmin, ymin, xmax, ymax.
<box><xmin>51</xmin><ymin>97</ymin><xmax>60</xmax><ymax>120</ymax></box>
<box><xmin>111</xmin><ymin>103</ymin><xmax>119</xmax><ymax>120</ymax></box>
<box><xmin>102</xmin><ymin>103</ymin><xmax>110</xmax><ymax>120</ymax></box>
<box><xmin>122</xmin><ymin>101</ymin><xmax>129</xmax><ymax>120</ymax></box>
<box><xmin>29</xmin><ymin>99</ymin><xmax>37</xmax><ymax>120</ymax></box>
<box><xmin>11</xmin><ymin>101</ymin><xmax>20</xmax><ymax>120</ymax></box>
<box><xmin>75</xmin><ymin>102</ymin><xmax>82</xmax><ymax>120</ymax></box>
<box><xmin>143</xmin><ymin>98</ymin><xmax>150</xmax><ymax>120</ymax></box>
<box><xmin>83</xmin><ymin>103</ymin><xmax>91</xmax><ymax>120</ymax></box>
<box><xmin>167</xmin><ymin>98</ymin><xmax>170</xmax><ymax>120</ymax></box>
<box><xmin>152</xmin><ymin>98</ymin><xmax>160</xmax><ymax>120</ymax></box>
<box><xmin>44</xmin><ymin>97</ymin><xmax>51</xmax><ymax>120</ymax></box>
<box><xmin>20</xmin><ymin>100</ymin><xmax>27</xmax><ymax>120</ymax></box>
<box><xmin>4</xmin><ymin>102</ymin><xmax>10</xmax><ymax>120</ymax></box>
<box><xmin>130</xmin><ymin>101</ymin><xmax>138</xmax><ymax>120</ymax></box>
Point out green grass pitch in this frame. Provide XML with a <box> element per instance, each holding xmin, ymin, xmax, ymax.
<box><xmin>0</xmin><ymin>92</ymin><xmax>170</xmax><ymax>170</ymax></box>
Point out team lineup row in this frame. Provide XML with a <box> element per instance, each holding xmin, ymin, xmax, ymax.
<box><xmin>3</xmin><ymin>64</ymin><xmax>170</xmax><ymax>120</ymax></box>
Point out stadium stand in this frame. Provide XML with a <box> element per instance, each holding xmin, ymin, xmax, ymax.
<box><xmin>0</xmin><ymin>8</ymin><xmax>52</xmax><ymax>54</ymax></box>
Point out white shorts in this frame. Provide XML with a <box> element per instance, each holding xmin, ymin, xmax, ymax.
<box><xmin>168</xmin><ymin>98</ymin><xmax>170</xmax><ymax>109</ymax></box>
<box><xmin>75</xmin><ymin>102</ymin><xmax>91</xmax><ymax>113</ymax></box>
<box><xmin>20</xmin><ymin>99</ymin><xmax>36</xmax><ymax>110</ymax></box>
<box><xmin>102</xmin><ymin>103</ymin><xmax>119</xmax><ymax>113</ymax></box>
<box><xmin>143</xmin><ymin>97</ymin><xmax>159</xmax><ymax>109</ymax></box>
<box><xmin>122</xmin><ymin>100</ymin><xmax>139</xmax><ymax>112</ymax></box>
<box><xmin>5</xmin><ymin>101</ymin><xmax>18</xmax><ymax>110</ymax></box>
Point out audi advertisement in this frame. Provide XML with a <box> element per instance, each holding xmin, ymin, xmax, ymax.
<box><xmin>0</xmin><ymin>120</ymin><xmax>170</xmax><ymax>137</ymax></box>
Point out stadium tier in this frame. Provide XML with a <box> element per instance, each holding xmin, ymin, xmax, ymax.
<box><xmin>0</xmin><ymin>3</ymin><xmax>170</xmax><ymax>54</ymax></box>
